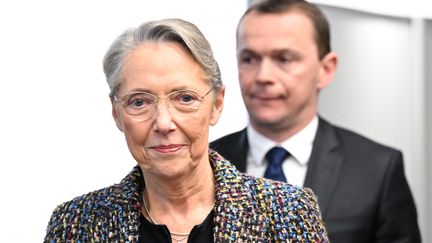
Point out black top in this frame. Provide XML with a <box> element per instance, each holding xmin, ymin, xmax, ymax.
<box><xmin>138</xmin><ymin>210</ymin><xmax>214</xmax><ymax>243</ymax></box>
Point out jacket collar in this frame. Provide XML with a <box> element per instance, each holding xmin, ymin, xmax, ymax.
<box><xmin>303</xmin><ymin>117</ymin><xmax>343</xmax><ymax>217</ymax></box>
<box><xmin>112</xmin><ymin>150</ymin><xmax>247</xmax><ymax>241</ymax></box>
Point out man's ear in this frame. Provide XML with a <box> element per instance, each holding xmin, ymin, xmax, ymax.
<box><xmin>317</xmin><ymin>52</ymin><xmax>338</xmax><ymax>89</ymax></box>
<box><xmin>210</xmin><ymin>86</ymin><xmax>225</xmax><ymax>126</ymax></box>
<box><xmin>112</xmin><ymin>103</ymin><xmax>124</xmax><ymax>132</ymax></box>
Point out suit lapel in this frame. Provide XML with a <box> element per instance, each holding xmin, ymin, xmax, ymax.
<box><xmin>211</xmin><ymin>151</ymin><xmax>257</xmax><ymax>241</ymax></box>
<box><xmin>304</xmin><ymin>118</ymin><xmax>343</xmax><ymax>218</ymax></box>
<box><xmin>210</xmin><ymin>128</ymin><xmax>249</xmax><ymax>172</ymax></box>
<box><xmin>233</xmin><ymin>129</ymin><xmax>249</xmax><ymax>172</ymax></box>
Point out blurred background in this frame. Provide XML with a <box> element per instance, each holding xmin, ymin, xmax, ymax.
<box><xmin>0</xmin><ymin>0</ymin><xmax>430</xmax><ymax>241</ymax></box>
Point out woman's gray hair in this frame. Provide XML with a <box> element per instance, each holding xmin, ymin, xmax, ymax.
<box><xmin>103</xmin><ymin>18</ymin><xmax>223</xmax><ymax>98</ymax></box>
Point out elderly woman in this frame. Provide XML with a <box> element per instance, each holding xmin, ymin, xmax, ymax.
<box><xmin>44</xmin><ymin>18</ymin><xmax>328</xmax><ymax>242</ymax></box>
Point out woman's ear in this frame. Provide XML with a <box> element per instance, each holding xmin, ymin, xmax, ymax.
<box><xmin>209</xmin><ymin>86</ymin><xmax>225</xmax><ymax>126</ymax></box>
<box><xmin>317</xmin><ymin>52</ymin><xmax>338</xmax><ymax>90</ymax></box>
<box><xmin>112</xmin><ymin>103</ymin><xmax>124</xmax><ymax>132</ymax></box>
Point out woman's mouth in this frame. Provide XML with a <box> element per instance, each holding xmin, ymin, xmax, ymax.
<box><xmin>151</xmin><ymin>144</ymin><xmax>184</xmax><ymax>153</ymax></box>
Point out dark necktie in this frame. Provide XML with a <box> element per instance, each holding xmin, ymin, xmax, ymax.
<box><xmin>264</xmin><ymin>146</ymin><xmax>290</xmax><ymax>182</ymax></box>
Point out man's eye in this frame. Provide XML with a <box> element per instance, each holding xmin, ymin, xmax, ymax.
<box><xmin>240</xmin><ymin>56</ymin><xmax>252</xmax><ymax>64</ymax></box>
<box><xmin>278</xmin><ymin>56</ymin><xmax>294</xmax><ymax>63</ymax></box>
<box><xmin>239</xmin><ymin>55</ymin><xmax>258</xmax><ymax>65</ymax></box>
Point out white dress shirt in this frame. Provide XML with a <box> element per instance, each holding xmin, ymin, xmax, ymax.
<box><xmin>246</xmin><ymin>116</ymin><xmax>318</xmax><ymax>187</ymax></box>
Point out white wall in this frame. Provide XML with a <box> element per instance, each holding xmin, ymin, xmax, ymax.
<box><xmin>310</xmin><ymin>0</ymin><xmax>432</xmax><ymax>18</ymax></box>
<box><xmin>316</xmin><ymin>5</ymin><xmax>431</xmax><ymax>242</ymax></box>
<box><xmin>425</xmin><ymin>19</ymin><xmax>432</xmax><ymax>243</ymax></box>
<box><xmin>0</xmin><ymin>1</ymin><xmax>247</xmax><ymax>242</ymax></box>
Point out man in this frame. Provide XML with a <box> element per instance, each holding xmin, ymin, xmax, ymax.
<box><xmin>210</xmin><ymin>0</ymin><xmax>421</xmax><ymax>242</ymax></box>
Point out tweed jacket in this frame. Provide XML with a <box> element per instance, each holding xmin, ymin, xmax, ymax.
<box><xmin>44</xmin><ymin>150</ymin><xmax>328</xmax><ymax>242</ymax></box>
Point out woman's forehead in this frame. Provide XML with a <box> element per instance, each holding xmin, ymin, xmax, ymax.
<box><xmin>119</xmin><ymin>80</ymin><xmax>210</xmax><ymax>95</ymax></box>
<box><xmin>120</xmin><ymin>43</ymin><xmax>207</xmax><ymax>93</ymax></box>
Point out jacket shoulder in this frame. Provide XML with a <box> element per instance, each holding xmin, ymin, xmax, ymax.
<box><xmin>44</xmin><ymin>167</ymin><xmax>142</xmax><ymax>242</ymax></box>
<box><xmin>210</xmin><ymin>129</ymin><xmax>247</xmax><ymax>159</ymax></box>
<box><xmin>44</xmin><ymin>185</ymin><xmax>122</xmax><ymax>241</ymax></box>
<box><xmin>320</xmin><ymin>118</ymin><xmax>401</xmax><ymax>155</ymax></box>
<box><xmin>210</xmin><ymin>129</ymin><xmax>245</xmax><ymax>148</ymax></box>
<box><xmin>49</xmin><ymin>183</ymin><xmax>124</xmax><ymax>216</ymax></box>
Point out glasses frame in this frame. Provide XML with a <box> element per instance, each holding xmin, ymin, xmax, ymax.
<box><xmin>112</xmin><ymin>87</ymin><xmax>214</xmax><ymax>121</ymax></box>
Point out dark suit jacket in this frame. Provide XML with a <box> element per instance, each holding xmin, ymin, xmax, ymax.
<box><xmin>210</xmin><ymin>118</ymin><xmax>421</xmax><ymax>243</ymax></box>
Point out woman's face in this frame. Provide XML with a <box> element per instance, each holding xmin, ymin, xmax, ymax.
<box><xmin>112</xmin><ymin>42</ymin><xmax>224</xmax><ymax>178</ymax></box>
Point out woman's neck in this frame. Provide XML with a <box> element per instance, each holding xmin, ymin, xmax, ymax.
<box><xmin>142</xmin><ymin>159</ymin><xmax>215</xmax><ymax>233</ymax></box>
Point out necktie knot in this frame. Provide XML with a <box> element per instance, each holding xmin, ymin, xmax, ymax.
<box><xmin>264</xmin><ymin>146</ymin><xmax>290</xmax><ymax>182</ymax></box>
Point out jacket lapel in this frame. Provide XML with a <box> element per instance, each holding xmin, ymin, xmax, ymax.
<box><xmin>210</xmin><ymin>150</ymin><xmax>259</xmax><ymax>241</ymax></box>
<box><xmin>303</xmin><ymin>118</ymin><xmax>343</xmax><ymax>218</ymax></box>
<box><xmin>211</xmin><ymin>128</ymin><xmax>249</xmax><ymax>172</ymax></box>
<box><xmin>232</xmin><ymin>129</ymin><xmax>249</xmax><ymax>172</ymax></box>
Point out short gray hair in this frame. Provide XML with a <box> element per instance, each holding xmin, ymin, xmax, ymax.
<box><xmin>103</xmin><ymin>18</ymin><xmax>223</xmax><ymax>97</ymax></box>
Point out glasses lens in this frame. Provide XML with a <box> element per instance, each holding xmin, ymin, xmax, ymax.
<box><xmin>168</xmin><ymin>90</ymin><xmax>201</xmax><ymax>116</ymax></box>
<box><xmin>121</xmin><ymin>92</ymin><xmax>155</xmax><ymax>120</ymax></box>
<box><xmin>118</xmin><ymin>88</ymin><xmax>212</xmax><ymax>121</ymax></box>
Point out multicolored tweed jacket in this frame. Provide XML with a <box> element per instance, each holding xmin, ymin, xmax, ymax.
<box><xmin>44</xmin><ymin>150</ymin><xmax>328</xmax><ymax>242</ymax></box>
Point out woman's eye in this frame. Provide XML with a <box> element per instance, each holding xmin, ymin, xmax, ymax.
<box><xmin>127</xmin><ymin>94</ymin><xmax>152</xmax><ymax>108</ymax></box>
<box><xmin>130</xmin><ymin>98</ymin><xmax>145</xmax><ymax>107</ymax></box>
<box><xmin>173</xmin><ymin>92</ymin><xmax>198</xmax><ymax>104</ymax></box>
<box><xmin>179</xmin><ymin>94</ymin><xmax>196</xmax><ymax>103</ymax></box>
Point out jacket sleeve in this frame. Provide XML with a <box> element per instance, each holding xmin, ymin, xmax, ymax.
<box><xmin>374</xmin><ymin>151</ymin><xmax>421</xmax><ymax>243</ymax></box>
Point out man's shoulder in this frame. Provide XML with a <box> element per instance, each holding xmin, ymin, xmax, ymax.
<box><xmin>211</xmin><ymin>128</ymin><xmax>246</xmax><ymax>143</ymax></box>
<box><xmin>320</xmin><ymin>118</ymin><xmax>401</xmax><ymax>155</ymax></box>
<box><xmin>210</xmin><ymin>128</ymin><xmax>247</xmax><ymax>149</ymax></box>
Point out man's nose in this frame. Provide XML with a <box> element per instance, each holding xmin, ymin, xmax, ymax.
<box><xmin>256</xmin><ymin>58</ymin><xmax>276</xmax><ymax>83</ymax></box>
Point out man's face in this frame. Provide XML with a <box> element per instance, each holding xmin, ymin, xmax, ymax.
<box><xmin>237</xmin><ymin>10</ymin><xmax>331</xmax><ymax>139</ymax></box>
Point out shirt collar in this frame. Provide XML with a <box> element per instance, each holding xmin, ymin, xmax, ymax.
<box><xmin>247</xmin><ymin>116</ymin><xmax>319</xmax><ymax>166</ymax></box>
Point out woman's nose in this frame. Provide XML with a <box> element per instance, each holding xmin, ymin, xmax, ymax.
<box><xmin>152</xmin><ymin>102</ymin><xmax>176</xmax><ymax>135</ymax></box>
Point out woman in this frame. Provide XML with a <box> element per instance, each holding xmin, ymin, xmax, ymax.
<box><xmin>44</xmin><ymin>18</ymin><xmax>328</xmax><ymax>242</ymax></box>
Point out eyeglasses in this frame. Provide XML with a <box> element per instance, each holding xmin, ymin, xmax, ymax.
<box><xmin>112</xmin><ymin>88</ymin><xmax>213</xmax><ymax>121</ymax></box>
